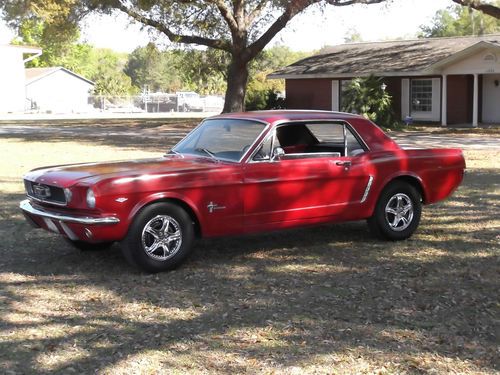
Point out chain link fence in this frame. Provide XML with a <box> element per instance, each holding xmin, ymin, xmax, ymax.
<box><xmin>89</xmin><ymin>93</ymin><xmax>224</xmax><ymax>114</ymax></box>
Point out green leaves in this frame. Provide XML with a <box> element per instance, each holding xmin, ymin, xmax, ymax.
<box><xmin>419</xmin><ymin>3</ymin><xmax>500</xmax><ymax>37</ymax></box>
<box><xmin>341</xmin><ymin>75</ymin><xmax>396</xmax><ymax>128</ymax></box>
<box><xmin>125</xmin><ymin>44</ymin><xmax>183</xmax><ymax>93</ymax></box>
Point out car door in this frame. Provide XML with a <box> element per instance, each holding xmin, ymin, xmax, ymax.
<box><xmin>242</xmin><ymin>121</ymin><xmax>371</xmax><ymax>231</ymax></box>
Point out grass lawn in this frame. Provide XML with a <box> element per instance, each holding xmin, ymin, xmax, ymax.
<box><xmin>0</xmin><ymin>120</ymin><xmax>498</xmax><ymax>374</ymax></box>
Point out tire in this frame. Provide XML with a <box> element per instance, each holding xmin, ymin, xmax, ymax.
<box><xmin>367</xmin><ymin>181</ymin><xmax>422</xmax><ymax>241</ymax></box>
<box><xmin>120</xmin><ymin>202</ymin><xmax>195</xmax><ymax>273</ymax></box>
<box><xmin>65</xmin><ymin>239</ymin><xmax>114</xmax><ymax>251</ymax></box>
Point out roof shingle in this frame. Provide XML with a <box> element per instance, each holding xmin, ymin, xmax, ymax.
<box><xmin>269</xmin><ymin>35</ymin><xmax>500</xmax><ymax>78</ymax></box>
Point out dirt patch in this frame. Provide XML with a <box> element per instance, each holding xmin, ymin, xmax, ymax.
<box><xmin>0</xmin><ymin>121</ymin><xmax>498</xmax><ymax>374</ymax></box>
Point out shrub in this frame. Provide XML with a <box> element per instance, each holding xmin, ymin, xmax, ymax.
<box><xmin>341</xmin><ymin>75</ymin><xmax>397</xmax><ymax>128</ymax></box>
<box><xmin>245</xmin><ymin>89</ymin><xmax>285</xmax><ymax>111</ymax></box>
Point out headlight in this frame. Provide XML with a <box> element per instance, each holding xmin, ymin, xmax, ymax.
<box><xmin>64</xmin><ymin>188</ymin><xmax>72</xmax><ymax>203</ymax></box>
<box><xmin>86</xmin><ymin>188</ymin><xmax>96</xmax><ymax>208</ymax></box>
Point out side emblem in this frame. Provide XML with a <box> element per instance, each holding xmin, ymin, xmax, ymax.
<box><xmin>207</xmin><ymin>201</ymin><xmax>226</xmax><ymax>213</ymax></box>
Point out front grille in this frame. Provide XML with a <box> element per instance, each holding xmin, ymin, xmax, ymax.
<box><xmin>24</xmin><ymin>180</ymin><xmax>67</xmax><ymax>205</ymax></box>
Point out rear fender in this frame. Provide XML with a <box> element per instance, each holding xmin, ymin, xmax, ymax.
<box><xmin>365</xmin><ymin>172</ymin><xmax>427</xmax><ymax>217</ymax></box>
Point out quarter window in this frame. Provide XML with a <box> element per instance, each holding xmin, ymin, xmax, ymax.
<box><xmin>411</xmin><ymin>79</ymin><xmax>433</xmax><ymax>112</ymax></box>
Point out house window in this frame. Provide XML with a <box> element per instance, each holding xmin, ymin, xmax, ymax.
<box><xmin>411</xmin><ymin>79</ymin><xmax>433</xmax><ymax>112</ymax></box>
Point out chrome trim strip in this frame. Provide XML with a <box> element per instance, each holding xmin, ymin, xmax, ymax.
<box><xmin>59</xmin><ymin>221</ymin><xmax>79</xmax><ymax>240</ymax></box>
<box><xmin>20</xmin><ymin>200</ymin><xmax>120</xmax><ymax>225</ymax></box>
<box><xmin>361</xmin><ymin>176</ymin><xmax>374</xmax><ymax>203</ymax></box>
<box><xmin>247</xmin><ymin>130</ymin><xmax>275</xmax><ymax>163</ymax></box>
<box><xmin>283</xmin><ymin>152</ymin><xmax>342</xmax><ymax>159</ymax></box>
<box><xmin>26</xmin><ymin>193</ymin><xmax>68</xmax><ymax>207</ymax></box>
<box><xmin>345</xmin><ymin>122</ymin><xmax>370</xmax><ymax>152</ymax></box>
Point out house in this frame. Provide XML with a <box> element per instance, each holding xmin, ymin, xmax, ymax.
<box><xmin>0</xmin><ymin>44</ymin><xmax>41</xmax><ymax>113</ymax></box>
<box><xmin>25</xmin><ymin>67</ymin><xmax>94</xmax><ymax>113</ymax></box>
<box><xmin>268</xmin><ymin>35</ymin><xmax>500</xmax><ymax>126</ymax></box>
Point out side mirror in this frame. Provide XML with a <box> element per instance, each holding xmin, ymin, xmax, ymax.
<box><xmin>271</xmin><ymin>147</ymin><xmax>285</xmax><ymax>161</ymax></box>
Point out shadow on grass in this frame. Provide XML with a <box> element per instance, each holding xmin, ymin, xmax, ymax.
<box><xmin>0</xmin><ymin>170</ymin><xmax>498</xmax><ymax>373</ymax></box>
<box><xmin>0</xmin><ymin>118</ymin><xmax>199</xmax><ymax>153</ymax></box>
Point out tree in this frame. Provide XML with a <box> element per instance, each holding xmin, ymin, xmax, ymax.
<box><xmin>173</xmin><ymin>49</ymin><xmax>230</xmax><ymax>95</ymax></box>
<box><xmin>0</xmin><ymin>0</ymin><xmax>388</xmax><ymax>113</ymax></box>
<box><xmin>10</xmin><ymin>18</ymin><xmax>90</xmax><ymax>70</ymax></box>
<box><xmin>90</xmin><ymin>49</ymin><xmax>136</xmax><ymax>96</ymax></box>
<box><xmin>451</xmin><ymin>0</ymin><xmax>500</xmax><ymax>19</ymax></box>
<box><xmin>420</xmin><ymin>2</ymin><xmax>500</xmax><ymax>37</ymax></box>
<box><xmin>125</xmin><ymin>44</ymin><xmax>182</xmax><ymax>93</ymax></box>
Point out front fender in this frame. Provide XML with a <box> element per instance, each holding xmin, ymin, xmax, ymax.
<box><xmin>127</xmin><ymin>192</ymin><xmax>203</xmax><ymax>234</ymax></box>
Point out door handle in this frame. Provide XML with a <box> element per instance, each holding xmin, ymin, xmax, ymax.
<box><xmin>335</xmin><ymin>160</ymin><xmax>352</xmax><ymax>168</ymax></box>
<box><xmin>333</xmin><ymin>160</ymin><xmax>352</xmax><ymax>170</ymax></box>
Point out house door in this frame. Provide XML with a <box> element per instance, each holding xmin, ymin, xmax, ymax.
<box><xmin>482</xmin><ymin>74</ymin><xmax>500</xmax><ymax>123</ymax></box>
<box><xmin>446</xmin><ymin>75</ymin><xmax>473</xmax><ymax>125</ymax></box>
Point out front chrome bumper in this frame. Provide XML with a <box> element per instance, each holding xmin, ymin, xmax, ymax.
<box><xmin>20</xmin><ymin>199</ymin><xmax>120</xmax><ymax>225</ymax></box>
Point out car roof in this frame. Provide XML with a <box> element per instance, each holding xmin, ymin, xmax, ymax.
<box><xmin>208</xmin><ymin>110</ymin><xmax>400</xmax><ymax>153</ymax></box>
<box><xmin>209</xmin><ymin>110</ymin><xmax>363</xmax><ymax>124</ymax></box>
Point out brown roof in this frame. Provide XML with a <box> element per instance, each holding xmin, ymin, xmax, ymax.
<box><xmin>269</xmin><ymin>35</ymin><xmax>500</xmax><ymax>79</ymax></box>
<box><xmin>0</xmin><ymin>44</ymin><xmax>41</xmax><ymax>52</ymax></box>
<box><xmin>25</xmin><ymin>67</ymin><xmax>58</xmax><ymax>81</ymax></box>
<box><xmin>25</xmin><ymin>67</ymin><xmax>94</xmax><ymax>85</ymax></box>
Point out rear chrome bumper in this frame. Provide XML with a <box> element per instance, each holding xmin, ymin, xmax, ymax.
<box><xmin>20</xmin><ymin>199</ymin><xmax>120</xmax><ymax>225</ymax></box>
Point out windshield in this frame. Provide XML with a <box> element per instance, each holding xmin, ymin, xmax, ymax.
<box><xmin>172</xmin><ymin>118</ymin><xmax>266</xmax><ymax>162</ymax></box>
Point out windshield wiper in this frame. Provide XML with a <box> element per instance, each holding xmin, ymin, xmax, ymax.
<box><xmin>195</xmin><ymin>147</ymin><xmax>217</xmax><ymax>159</ymax></box>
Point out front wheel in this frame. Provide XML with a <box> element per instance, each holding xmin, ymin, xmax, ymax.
<box><xmin>120</xmin><ymin>202</ymin><xmax>194</xmax><ymax>273</ymax></box>
<box><xmin>367</xmin><ymin>181</ymin><xmax>422</xmax><ymax>241</ymax></box>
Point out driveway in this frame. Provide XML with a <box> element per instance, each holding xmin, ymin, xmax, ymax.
<box><xmin>389</xmin><ymin>131</ymin><xmax>500</xmax><ymax>150</ymax></box>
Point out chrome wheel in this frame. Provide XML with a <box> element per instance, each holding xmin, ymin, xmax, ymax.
<box><xmin>141</xmin><ymin>215</ymin><xmax>182</xmax><ymax>261</ymax></box>
<box><xmin>384</xmin><ymin>193</ymin><xmax>414</xmax><ymax>232</ymax></box>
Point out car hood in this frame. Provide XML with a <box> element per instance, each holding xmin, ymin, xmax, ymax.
<box><xmin>24</xmin><ymin>155</ymin><xmax>225</xmax><ymax>188</ymax></box>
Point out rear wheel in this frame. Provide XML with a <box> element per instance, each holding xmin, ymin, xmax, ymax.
<box><xmin>367</xmin><ymin>181</ymin><xmax>422</xmax><ymax>240</ymax></box>
<box><xmin>120</xmin><ymin>202</ymin><xmax>194</xmax><ymax>273</ymax></box>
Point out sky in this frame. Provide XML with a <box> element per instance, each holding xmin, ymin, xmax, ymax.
<box><xmin>0</xmin><ymin>0</ymin><xmax>452</xmax><ymax>52</ymax></box>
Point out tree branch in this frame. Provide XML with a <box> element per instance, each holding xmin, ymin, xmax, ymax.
<box><xmin>245</xmin><ymin>0</ymin><xmax>317</xmax><ymax>61</ymax></box>
<box><xmin>115</xmin><ymin>2</ymin><xmax>232</xmax><ymax>51</ymax></box>
<box><xmin>451</xmin><ymin>0</ymin><xmax>500</xmax><ymax>19</ymax></box>
<box><xmin>325</xmin><ymin>0</ymin><xmax>389</xmax><ymax>5</ymax></box>
<box><xmin>247</xmin><ymin>0</ymin><xmax>269</xmax><ymax>25</ymax></box>
<box><xmin>210</xmin><ymin>0</ymin><xmax>239</xmax><ymax>32</ymax></box>
<box><xmin>246</xmin><ymin>0</ymin><xmax>387</xmax><ymax>61</ymax></box>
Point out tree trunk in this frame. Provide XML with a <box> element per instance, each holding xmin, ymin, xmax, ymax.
<box><xmin>222</xmin><ymin>55</ymin><xmax>249</xmax><ymax>113</ymax></box>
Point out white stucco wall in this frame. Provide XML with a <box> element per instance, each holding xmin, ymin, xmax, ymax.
<box><xmin>442</xmin><ymin>48</ymin><xmax>500</xmax><ymax>75</ymax></box>
<box><xmin>26</xmin><ymin>69</ymin><xmax>94</xmax><ymax>113</ymax></box>
<box><xmin>482</xmin><ymin>73</ymin><xmax>500</xmax><ymax>123</ymax></box>
<box><xmin>0</xmin><ymin>46</ymin><xmax>27</xmax><ymax>113</ymax></box>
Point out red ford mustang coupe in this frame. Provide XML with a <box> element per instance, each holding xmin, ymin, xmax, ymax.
<box><xmin>20</xmin><ymin>111</ymin><xmax>465</xmax><ymax>272</ymax></box>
